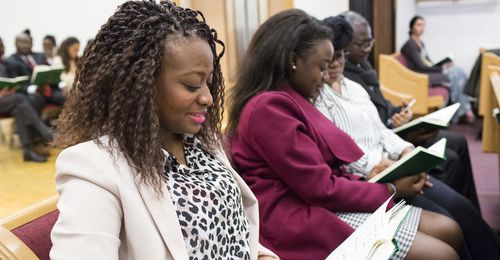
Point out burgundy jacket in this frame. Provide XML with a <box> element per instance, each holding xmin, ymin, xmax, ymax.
<box><xmin>231</xmin><ymin>84</ymin><xmax>394</xmax><ymax>260</ymax></box>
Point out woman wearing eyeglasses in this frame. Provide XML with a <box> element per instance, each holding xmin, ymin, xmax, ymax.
<box><xmin>316</xmin><ymin>15</ymin><xmax>500</xmax><ymax>260</ymax></box>
<box><xmin>227</xmin><ymin>10</ymin><xmax>463</xmax><ymax>260</ymax></box>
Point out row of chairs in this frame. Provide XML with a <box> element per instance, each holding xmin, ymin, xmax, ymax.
<box><xmin>479</xmin><ymin>52</ymin><xmax>500</xmax><ymax>152</ymax></box>
<box><xmin>379</xmin><ymin>49</ymin><xmax>500</xmax><ymax>186</ymax></box>
<box><xmin>485</xmin><ymin>64</ymin><xmax>500</xmax><ymax>189</ymax></box>
<box><xmin>378</xmin><ymin>53</ymin><xmax>448</xmax><ymax>116</ymax></box>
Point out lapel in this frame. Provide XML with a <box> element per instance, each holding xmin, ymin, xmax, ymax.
<box><xmin>132</xmin><ymin>146</ymin><xmax>259</xmax><ymax>260</ymax></box>
<box><xmin>12</xmin><ymin>54</ymin><xmax>33</xmax><ymax>75</ymax></box>
<box><xmin>283</xmin><ymin>85</ymin><xmax>364</xmax><ymax>164</ymax></box>
<box><xmin>134</xmin><ymin>175</ymin><xmax>190</xmax><ymax>259</ymax></box>
<box><xmin>99</xmin><ymin>135</ymin><xmax>189</xmax><ymax>258</ymax></box>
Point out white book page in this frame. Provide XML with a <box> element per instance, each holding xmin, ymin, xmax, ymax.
<box><xmin>423</xmin><ymin>103</ymin><xmax>460</xmax><ymax>124</ymax></box>
<box><xmin>425</xmin><ymin>138</ymin><xmax>447</xmax><ymax>157</ymax></box>
<box><xmin>326</xmin><ymin>195</ymin><xmax>395</xmax><ymax>260</ymax></box>
<box><xmin>393</xmin><ymin>103</ymin><xmax>460</xmax><ymax>134</ymax></box>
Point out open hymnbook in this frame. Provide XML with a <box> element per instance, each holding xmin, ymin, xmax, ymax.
<box><xmin>327</xmin><ymin>195</ymin><xmax>411</xmax><ymax>260</ymax></box>
<box><xmin>368</xmin><ymin>138</ymin><xmax>447</xmax><ymax>183</ymax></box>
<box><xmin>0</xmin><ymin>76</ymin><xmax>29</xmax><ymax>90</ymax></box>
<box><xmin>30</xmin><ymin>65</ymin><xmax>64</xmax><ymax>85</ymax></box>
<box><xmin>393</xmin><ymin>103</ymin><xmax>460</xmax><ymax>137</ymax></box>
<box><xmin>432</xmin><ymin>52</ymin><xmax>454</xmax><ymax>68</ymax></box>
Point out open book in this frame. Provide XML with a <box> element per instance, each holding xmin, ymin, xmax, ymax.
<box><xmin>432</xmin><ymin>52</ymin><xmax>453</xmax><ymax>68</ymax></box>
<box><xmin>0</xmin><ymin>76</ymin><xmax>30</xmax><ymax>90</ymax></box>
<box><xmin>393</xmin><ymin>103</ymin><xmax>460</xmax><ymax>137</ymax></box>
<box><xmin>327</xmin><ymin>195</ymin><xmax>412</xmax><ymax>260</ymax></box>
<box><xmin>30</xmin><ymin>65</ymin><xmax>64</xmax><ymax>85</ymax></box>
<box><xmin>368</xmin><ymin>138</ymin><xmax>447</xmax><ymax>183</ymax></box>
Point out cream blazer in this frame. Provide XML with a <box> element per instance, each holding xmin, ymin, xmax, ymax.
<box><xmin>50</xmin><ymin>137</ymin><xmax>276</xmax><ymax>260</ymax></box>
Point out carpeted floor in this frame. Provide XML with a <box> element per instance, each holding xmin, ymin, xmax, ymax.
<box><xmin>450</xmin><ymin>120</ymin><xmax>500</xmax><ymax>230</ymax></box>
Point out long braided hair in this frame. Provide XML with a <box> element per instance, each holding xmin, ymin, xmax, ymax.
<box><xmin>53</xmin><ymin>0</ymin><xmax>225</xmax><ymax>192</ymax></box>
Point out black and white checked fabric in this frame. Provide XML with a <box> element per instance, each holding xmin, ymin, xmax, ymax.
<box><xmin>336</xmin><ymin>206</ymin><xmax>422</xmax><ymax>260</ymax></box>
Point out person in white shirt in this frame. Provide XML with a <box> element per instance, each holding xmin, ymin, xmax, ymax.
<box><xmin>316</xmin><ymin>15</ymin><xmax>500</xmax><ymax>260</ymax></box>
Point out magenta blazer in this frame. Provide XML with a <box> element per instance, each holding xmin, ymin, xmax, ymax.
<box><xmin>231</xmin><ymin>83</ymin><xmax>394</xmax><ymax>260</ymax></box>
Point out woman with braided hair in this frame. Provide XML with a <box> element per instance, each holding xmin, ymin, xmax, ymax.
<box><xmin>50</xmin><ymin>1</ymin><xmax>278</xmax><ymax>259</ymax></box>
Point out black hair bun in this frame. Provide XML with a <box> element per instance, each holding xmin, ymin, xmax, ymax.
<box><xmin>322</xmin><ymin>15</ymin><xmax>353</xmax><ymax>51</ymax></box>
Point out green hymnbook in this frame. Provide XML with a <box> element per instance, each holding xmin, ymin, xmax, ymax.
<box><xmin>0</xmin><ymin>76</ymin><xmax>30</xmax><ymax>90</ymax></box>
<box><xmin>368</xmin><ymin>138</ymin><xmax>447</xmax><ymax>184</ymax></box>
<box><xmin>31</xmin><ymin>65</ymin><xmax>64</xmax><ymax>85</ymax></box>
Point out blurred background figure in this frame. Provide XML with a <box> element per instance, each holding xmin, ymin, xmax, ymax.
<box><xmin>42</xmin><ymin>35</ymin><xmax>57</xmax><ymax>65</ymax></box>
<box><xmin>53</xmin><ymin>37</ymin><xmax>79</xmax><ymax>95</ymax></box>
<box><xmin>401</xmin><ymin>15</ymin><xmax>474</xmax><ymax>124</ymax></box>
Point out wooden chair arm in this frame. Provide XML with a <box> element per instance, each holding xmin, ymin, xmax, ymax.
<box><xmin>0</xmin><ymin>195</ymin><xmax>58</xmax><ymax>230</ymax></box>
<box><xmin>0</xmin><ymin>226</ymin><xmax>38</xmax><ymax>260</ymax></box>
<box><xmin>379</xmin><ymin>84</ymin><xmax>413</xmax><ymax>103</ymax></box>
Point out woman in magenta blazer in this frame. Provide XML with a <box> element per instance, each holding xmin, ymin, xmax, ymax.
<box><xmin>226</xmin><ymin>10</ymin><xmax>462</xmax><ymax>260</ymax></box>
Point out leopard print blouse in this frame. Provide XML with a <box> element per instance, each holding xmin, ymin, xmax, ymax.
<box><xmin>163</xmin><ymin>136</ymin><xmax>251</xmax><ymax>260</ymax></box>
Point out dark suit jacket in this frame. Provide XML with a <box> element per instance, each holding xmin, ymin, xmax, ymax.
<box><xmin>344</xmin><ymin>60</ymin><xmax>401</xmax><ymax>127</ymax></box>
<box><xmin>3</xmin><ymin>52</ymin><xmax>49</xmax><ymax>94</ymax></box>
<box><xmin>0</xmin><ymin>62</ymin><xmax>7</xmax><ymax>77</ymax></box>
<box><xmin>3</xmin><ymin>52</ymin><xmax>48</xmax><ymax>78</ymax></box>
<box><xmin>231</xmin><ymin>83</ymin><xmax>393</xmax><ymax>260</ymax></box>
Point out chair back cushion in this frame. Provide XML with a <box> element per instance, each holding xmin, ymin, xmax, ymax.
<box><xmin>11</xmin><ymin>210</ymin><xmax>59</xmax><ymax>260</ymax></box>
<box><xmin>429</xmin><ymin>86</ymin><xmax>450</xmax><ymax>102</ymax></box>
<box><xmin>395</xmin><ymin>54</ymin><xmax>409</xmax><ymax>67</ymax></box>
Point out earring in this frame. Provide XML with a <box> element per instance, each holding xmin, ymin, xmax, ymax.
<box><xmin>292</xmin><ymin>65</ymin><xmax>297</xmax><ymax>70</ymax></box>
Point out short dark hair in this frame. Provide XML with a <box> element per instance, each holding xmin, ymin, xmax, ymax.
<box><xmin>43</xmin><ymin>35</ymin><xmax>57</xmax><ymax>46</ymax></box>
<box><xmin>323</xmin><ymin>15</ymin><xmax>353</xmax><ymax>51</ymax></box>
<box><xmin>409</xmin><ymin>15</ymin><xmax>424</xmax><ymax>36</ymax></box>
<box><xmin>227</xmin><ymin>9</ymin><xmax>332</xmax><ymax>134</ymax></box>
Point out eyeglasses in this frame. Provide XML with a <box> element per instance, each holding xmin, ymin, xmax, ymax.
<box><xmin>332</xmin><ymin>50</ymin><xmax>349</xmax><ymax>61</ymax></box>
<box><xmin>320</xmin><ymin>67</ymin><xmax>328</xmax><ymax>78</ymax></box>
<box><xmin>352</xmin><ymin>38</ymin><xmax>375</xmax><ymax>49</ymax></box>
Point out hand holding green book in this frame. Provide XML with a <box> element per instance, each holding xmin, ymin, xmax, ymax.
<box><xmin>0</xmin><ymin>76</ymin><xmax>30</xmax><ymax>90</ymax></box>
<box><xmin>31</xmin><ymin>65</ymin><xmax>64</xmax><ymax>85</ymax></box>
<box><xmin>393</xmin><ymin>103</ymin><xmax>460</xmax><ymax>137</ymax></box>
<box><xmin>368</xmin><ymin>138</ymin><xmax>447</xmax><ymax>183</ymax></box>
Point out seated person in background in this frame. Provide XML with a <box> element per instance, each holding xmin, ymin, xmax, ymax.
<box><xmin>342</xmin><ymin>11</ymin><xmax>480</xmax><ymax>212</ymax></box>
<box><xmin>3</xmin><ymin>33</ymin><xmax>47</xmax><ymax>78</ymax></box>
<box><xmin>0</xmin><ymin>36</ymin><xmax>53</xmax><ymax>162</ymax></box>
<box><xmin>52</xmin><ymin>37</ymin><xmax>80</xmax><ymax>96</ymax></box>
<box><xmin>316</xmin><ymin>15</ymin><xmax>500</xmax><ymax>260</ymax></box>
<box><xmin>227</xmin><ymin>9</ymin><xmax>462</xmax><ymax>260</ymax></box>
<box><xmin>401</xmin><ymin>15</ymin><xmax>473</xmax><ymax>124</ymax></box>
<box><xmin>0</xmin><ymin>37</ymin><xmax>6</xmax><ymax>75</ymax></box>
<box><xmin>50</xmin><ymin>1</ymin><xmax>277</xmax><ymax>259</ymax></box>
<box><xmin>0</xmin><ymin>87</ymin><xmax>53</xmax><ymax>162</ymax></box>
<box><xmin>42</xmin><ymin>35</ymin><xmax>57</xmax><ymax>65</ymax></box>
<box><xmin>3</xmin><ymin>32</ymin><xmax>64</xmax><ymax>114</ymax></box>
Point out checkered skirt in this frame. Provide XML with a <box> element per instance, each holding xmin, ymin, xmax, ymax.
<box><xmin>336</xmin><ymin>206</ymin><xmax>422</xmax><ymax>260</ymax></box>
